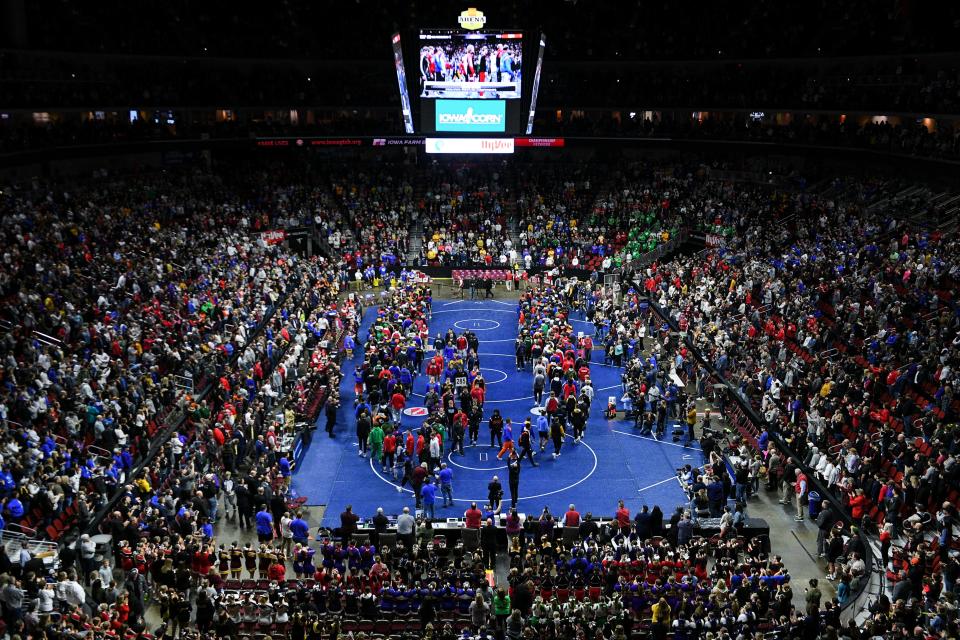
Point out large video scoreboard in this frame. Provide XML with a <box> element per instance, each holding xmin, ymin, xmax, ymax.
<box><xmin>391</xmin><ymin>7</ymin><xmax>545</xmax><ymax>144</ymax></box>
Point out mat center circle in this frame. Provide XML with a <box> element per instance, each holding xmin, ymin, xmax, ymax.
<box><xmin>477</xmin><ymin>367</ymin><xmax>508</xmax><ymax>384</ymax></box>
<box><xmin>445</xmin><ymin>446</ymin><xmax>508</xmax><ymax>471</ymax></box>
<box><xmin>453</xmin><ymin>318</ymin><xmax>501</xmax><ymax>331</ymax></box>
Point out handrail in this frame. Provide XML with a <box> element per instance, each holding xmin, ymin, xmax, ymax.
<box><xmin>5</xmin><ymin>522</ymin><xmax>37</xmax><ymax>538</ymax></box>
<box><xmin>1</xmin><ymin>529</ymin><xmax>58</xmax><ymax>562</ymax></box>
<box><xmin>31</xmin><ymin>330</ymin><xmax>62</xmax><ymax>346</ymax></box>
<box><xmin>86</xmin><ymin>444</ymin><xmax>112</xmax><ymax>459</ymax></box>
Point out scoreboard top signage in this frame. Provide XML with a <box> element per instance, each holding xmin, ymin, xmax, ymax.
<box><xmin>458</xmin><ymin>8</ymin><xmax>487</xmax><ymax>30</ymax></box>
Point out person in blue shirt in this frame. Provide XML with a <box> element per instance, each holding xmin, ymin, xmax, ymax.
<box><xmin>5</xmin><ymin>497</ymin><xmax>24</xmax><ymax>520</ymax></box>
<box><xmin>278</xmin><ymin>456</ymin><xmax>292</xmax><ymax>489</ymax></box>
<box><xmin>420</xmin><ymin>478</ymin><xmax>437</xmax><ymax>520</ymax></box>
<box><xmin>757</xmin><ymin>427</ymin><xmax>769</xmax><ymax>451</ymax></box>
<box><xmin>400</xmin><ymin>367</ymin><xmax>413</xmax><ymax>389</ymax></box>
<box><xmin>344</xmin><ymin>334</ymin><xmax>356</xmax><ymax>358</ymax></box>
<box><xmin>255</xmin><ymin>506</ymin><xmax>274</xmax><ymax>543</ymax></box>
<box><xmin>289</xmin><ymin>514</ymin><xmax>310</xmax><ymax>544</ymax></box>
<box><xmin>438</xmin><ymin>463</ymin><xmax>454</xmax><ymax>507</ymax></box>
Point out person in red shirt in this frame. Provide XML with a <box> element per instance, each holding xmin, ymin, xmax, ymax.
<box><xmin>369</xmin><ymin>558</ymin><xmax>390</xmax><ymax>593</ymax></box>
<box><xmin>383</xmin><ymin>431</ymin><xmax>397</xmax><ymax>475</ymax></box>
<box><xmin>616</xmin><ymin>500</ymin><xmax>631</xmax><ymax>532</ymax></box>
<box><xmin>268</xmin><ymin>557</ymin><xmax>286</xmax><ymax>582</ymax></box>
<box><xmin>470</xmin><ymin>383</ymin><xmax>485</xmax><ymax>407</ymax></box>
<box><xmin>545</xmin><ymin>392</ymin><xmax>560</xmax><ymax>418</ymax></box>
<box><xmin>415</xmin><ymin>433</ymin><xmax>426</xmax><ymax>462</ymax></box>
<box><xmin>390</xmin><ymin>390</ymin><xmax>406</xmax><ymax>424</ymax></box>
<box><xmin>564</xmin><ymin>504</ymin><xmax>581</xmax><ymax>528</ymax></box>
<box><xmin>582</xmin><ymin>333</ymin><xmax>595</xmax><ymax>359</ymax></box>
<box><xmin>848</xmin><ymin>488</ymin><xmax>866</xmax><ymax>521</ymax></box>
<box><xmin>465</xmin><ymin>503</ymin><xmax>483</xmax><ymax>528</ymax></box>
<box><xmin>412</xmin><ymin>462</ymin><xmax>429</xmax><ymax>508</ymax></box>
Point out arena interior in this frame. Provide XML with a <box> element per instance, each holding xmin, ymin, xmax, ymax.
<box><xmin>0</xmin><ymin>2</ymin><xmax>959</xmax><ymax>640</ymax></box>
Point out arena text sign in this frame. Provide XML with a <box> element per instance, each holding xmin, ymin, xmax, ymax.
<box><xmin>458</xmin><ymin>8</ymin><xmax>487</xmax><ymax>30</ymax></box>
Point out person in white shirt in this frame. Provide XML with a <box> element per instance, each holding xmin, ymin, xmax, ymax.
<box><xmin>79</xmin><ymin>534</ymin><xmax>97</xmax><ymax>580</ymax></box>
<box><xmin>97</xmin><ymin>559</ymin><xmax>114</xmax><ymax>587</ymax></box>
<box><xmin>56</xmin><ymin>570</ymin><xmax>87</xmax><ymax>613</ymax></box>
<box><xmin>280</xmin><ymin>512</ymin><xmax>294</xmax><ymax>554</ymax></box>
<box><xmin>37</xmin><ymin>582</ymin><xmax>55</xmax><ymax>614</ymax></box>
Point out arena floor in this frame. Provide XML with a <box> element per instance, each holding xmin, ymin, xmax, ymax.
<box><xmin>294</xmin><ymin>296</ymin><xmax>700</xmax><ymax>527</ymax></box>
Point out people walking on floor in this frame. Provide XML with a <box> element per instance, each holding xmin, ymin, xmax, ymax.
<box><xmin>537</xmin><ymin>413</ymin><xmax>549</xmax><ymax>452</ymax></box>
<box><xmin>533</xmin><ymin>368</ymin><xmax>545</xmax><ymax>404</ymax></box>
<box><xmin>452</xmin><ymin>410</ymin><xmax>467</xmax><ymax>455</ymax></box>
<box><xmin>396</xmin><ymin>450</ymin><xmax>414</xmax><ymax>493</ymax></box>
<box><xmin>383</xmin><ymin>427</ymin><xmax>397</xmax><ymax>470</ymax></box>
<box><xmin>489</xmin><ymin>409</ymin><xmax>503</xmax><ymax>448</ymax></box>
<box><xmin>368</xmin><ymin>420</ymin><xmax>385</xmax><ymax>466</ymax></box>
<box><xmin>496</xmin><ymin>419</ymin><xmax>514</xmax><ymax>460</ymax></box>
<box><xmin>356</xmin><ymin>408</ymin><xmax>371</xmax><ymax>457</ymax></box>
<box><xmin>517</xmin><ymin>422</ymin><xmax>538</xmax><ymax>466</ymax></box>
<box><xmin>468</xmin><ymin>404</ymin><xmax>482</xmax><ymax>447</ymax></box>
<box><xmin>550</xmin><ymin>416</ymin><xmax>565</xmax><ymax>458</ymax></box>
<box><xmin>569</xmin><ymin>404</ymin><xmax>586</xmax><ymax>442</ymax></box>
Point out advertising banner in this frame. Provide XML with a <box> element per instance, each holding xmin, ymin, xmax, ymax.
<box><xmin>435</xmin><ymin>99</ymin><xmax>506</xmax><ymax>133</ymax></box>
<box><xmin>261</xmin><ymin>230</ymin><xmax>287</xmax><ymax>245</ymax></box>
<box><xmin>425</xmin><ymin>138</ymin><xmax>514</xmax><ymax>154</ymax></box>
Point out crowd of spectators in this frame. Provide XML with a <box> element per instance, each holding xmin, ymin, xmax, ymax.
<box><xmin>0</xmin><ymin>164</ymin><xmax>361</xmax><ymax>637</ymax></box>
<box><xmin>417</xmin><ymin>166</ymin><xmax>511</xmax><ymax>268</ymax></box>
<box><xmin>326</xmin><ymin>165</ymin><xmax>414</xmax><ymax>277</ymax></box>
<box><xmin>620</xmin><ymin>174</ymin><xmax>960</xmax><ymax>637</ymax></box>
<box><xmin>0</xmin><ymin>144</ymin><xmax>958</xmax><ymax>638</ymax></box>
<box><xmin>516</xmin><ymin>163</ymin><xmax>693</xmax><ymax>271</ymax></box>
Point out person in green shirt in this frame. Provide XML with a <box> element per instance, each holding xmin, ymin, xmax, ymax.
<box><xmin>492</xmin><ymin>588</ymin><xmax>511</xmax><ymax>633</ymax></box>
<box><xmin>368</xmin><ymin>422</ymin><xmax>385</xmax><ymax>466</ymax></box>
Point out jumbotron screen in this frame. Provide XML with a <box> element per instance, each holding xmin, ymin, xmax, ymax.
<box><xmin>419</xmin><ymin>30</ymin><xmax>523</xmax><ymax>100</ymax></box>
